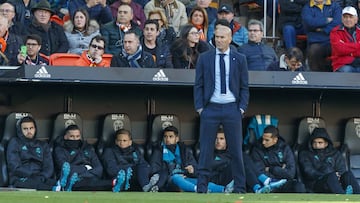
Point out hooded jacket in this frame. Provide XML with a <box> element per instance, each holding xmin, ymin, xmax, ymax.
<box><xmin>299</xmin><ymin>128</ymin><xmax>346</xmax><ymax>189</ymax></box>
<box><xmin>53</xmin><ymin>134</ymin><xmax>103</xmax><ymax>179</ymax></box>
<box><xmin>6</xmin><ymin>117</ymin><xmax>54</xmax><ymax>185</ymax></box>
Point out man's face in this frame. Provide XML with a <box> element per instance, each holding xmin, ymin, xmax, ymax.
<box><xmin>285</xmin><ymin>56</ymin><xmax>302</xmax><ymax>71</ymax></box>
<box><xmin>65</xmin><ymin>129</ymin><xmax>81</xmax><ymax>140</ymax></box>
<box><xmin>115</xmin><ymin>133</ymin><xmax>132</xmax><ymax>149</ymax></box>
<box><xmin>144</xmin><ymin>23</ymin><xmax>158</xmax><ymax>42</ymax></box>
<box><xmin>117</xmin><ymin>5</ymin><xmax>133</xmax><ymax>25</ymax></box>
<box><xmin>21</xmin><ymin>122</ymin><xmax>36</xmax><ymax>139</ymax></box>
<box><xmin>214</xmin><ymin>25</ymin><xmax>232</xmax><ymax>52</ymax></box>
<box><xmin>88</xmin><ymin>39</ymin><xmax>105</xmax><ymax>59</ymax></box>
<box><xmin>312</xmin><ymin>138</ymin><xmax>328</xmax><ymax>150</ymax></box>
<box><xmin>123</xmin><ymin>33</ymin><xmax>139</xmax><ymax>55</ymax></box>
<box><xmin>26</xmin><ymin>39</ymin><xmax>41</xmax><ymax>58</ymax></box>
<box><xmin>248</xmin><ymin>24</ymin><xmax>263</xmax><ymax>43</ymax></box>
<box><xmin>217</xmin><ymin>11</ymin><xmax>234</xmax><ymax>23</ymax></box>
<box><xmin>163</xmin><ymin>131</ymin><xmax>178</xmax><ymax>145</ymax></box>
<box><xmin>34</xmin><ymin>9</ymin><xmax>51</xmax><ymax>24</ymax></box>
<box><xmin>0</xmin><ymin>3</ymin><xmax>15</xmax><ymax>22</ymax></box>
<box><xmin>342</xmin><ymin>14</ymin><xmax>358</xmax><ymax>29</ymax></box>
<box><xmin>215</xmin><ymin>132</ymin><xmax>226</xmax><ymax>150</ymax></box>
<box><xmin>0</xmin><ymin>17</ymin><xmax>8</xmax><ymax>38</ymax></box>
<box><xmin>262</xmin><ymin>133</ymin><xmax>278</xmax><ymax>148</ymax></box>
<box><xmin>197</xmin><ymin>0</ymin><xmax>211</xmax><ymax>8</ymax></box>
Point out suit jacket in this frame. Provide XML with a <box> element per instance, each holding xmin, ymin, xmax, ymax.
<box><xmin>194</xmin><ymin>47</ymin><xmax>249</xmax><ymax>112</ymax></box>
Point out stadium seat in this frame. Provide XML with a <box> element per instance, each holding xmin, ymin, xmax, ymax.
<box><xmin>49</xmin><ymin>112</ymin><xmax>83</xmax><ymax>148</ymax></box>
<box><xmin>146</xmin><ymin>114</ymin><xmax>180</xmax><ymax>160</ymax></box>
<box><xmin>294</xmin><ymin>117</ymin><xmax>326</xmax><ymax>184</ymax></box>
<box><xmin>0</xmin><ymin>112</ymin><xmax>33</xmax><ymax>187</ymax></box>
<box><xmin>97</xmin><ymin>113</ymin><xmax>131</xmax><ymax>157</ymax></box>
<box><xmin>243</xmin><ymin>114</ymin><xmax>278</xmax><ymax>152</ymax></box>
<box><xmin>49</xmin><ymin>53</ymin><xmax>80</xmax><ymax>66</ymax></box>
<box><xmin>343</xmin><ymin>118</ymin><xmax>360</xmax><ymax>185</ymax></box>
<box><xmin>102</xmin><ymin>54</ymin><xmax>113</xmax><ymax>65</ymax></box>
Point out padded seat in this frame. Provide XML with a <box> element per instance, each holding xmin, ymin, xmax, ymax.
<box><xmin>146</xmin><ymin>114</ymin><xmax>180</xmax><ymax>160</ymax></box>
<box><xmin>50</xmin><ymin>112</ymin><xmax>82</xmax><ymax>147</ymax></box>
<box><xmin>97</xmin><ymin>113</ymin><xmax>131</xmax><ymax>156</ymax></box>
<box><xmin>49</xmin><ymin>53</ymin><xmax>80</xmax><ymax>66</ymax></box>
<box><xmin>343</xmin><ymin>118</ymin><xmax>360</xmax><ymax>185</ymax></box>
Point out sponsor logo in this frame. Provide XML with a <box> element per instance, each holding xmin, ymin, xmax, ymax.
<box><xmin>291</xmin><ymin>73</ymin><xmax>308</xmax><ymax>85</ymax></box>
<box><xmin>152</xmin><ymin>69</ymin><xmax>168</xmax><ymax>81</ymax></box>
<box><xmin>34</xmin><ymin>66</ymin><xmax>51</xmax><ymax>78</ymax></box>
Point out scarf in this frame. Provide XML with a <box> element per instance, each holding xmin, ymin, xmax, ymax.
<box><xmin>155</xmin><ymin>0</ymin><xmax>177</xmax><ymax>19</ymax></box>
<box><xmin>122</xmin><ymin>45</ymin><xmax>143</xmax><ymax>68</ymax></box>
<box><xmin>162</xmin><ymin>144</ymin><xmax>184</xmax><ymax>175</ymax></box>
<box><xmin>86</xmin><ymin>51</ymin><xmax>102</xmax><ymax>67</ymax></box>
<box><xmin>116</xmin><ymin>22</ymin><xmax>132</xmax><ymax>32</ymax></box>
<box><xmin>194</xmin><ymin>24</ymin><xmax>205</xmax><ymax>41</ymax></box>
<box><xmin>0</xmin><ymin>31</ymin><xmax>8</xmax><ymax>53</ymax></box>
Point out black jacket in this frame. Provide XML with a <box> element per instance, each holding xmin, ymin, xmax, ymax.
<box><xmin>110</xmin><ymin>50</ymin><xmax>156</xmax><ymax>68</ymax></box>
<box><xmin>299</xmin><ymin>128</ymin><xmax>347</xmax><ymax>189</ymax></box>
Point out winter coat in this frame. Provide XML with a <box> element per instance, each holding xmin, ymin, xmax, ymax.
<box><xmin>299</xmin><ymin>128</ymin><xmax>347</xmax><ymax>190</ymax></box>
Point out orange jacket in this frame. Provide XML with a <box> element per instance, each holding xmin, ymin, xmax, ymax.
<box><xmin>75</xmin><ymin>51</ymin><xmax>110</xmax><ymax>67</ymax></box>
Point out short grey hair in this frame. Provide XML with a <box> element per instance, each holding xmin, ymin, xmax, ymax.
<box><xmin>248</xmin><ymin>19</ymin><xmax>264</xmax><ymax>32</ymax></box>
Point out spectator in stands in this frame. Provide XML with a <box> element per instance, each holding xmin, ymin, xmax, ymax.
<box><xmin>48</xmin><ymin>0</ymin><xmax>70</xmax><ymax>19</ymax></box>
<box><xmin>278</xmin><ymin>0</ymin><xmax>307</xmax><ymax>49</ymax></box>
<box><xmin>53</xmin><ymin>124</ymin><xmax>114</xmax><ymax>191</ymax></box>
<box><xmin>188</xmin><ymin>6</ymin><xmax>208</xmax><ymax>41</ymax></box>
<box><xmin>101</xmin><ymin>3</ymin><xmax>142</xmax><ymax>55</ymax></box>
<box><xmin>302</xmin><ymin>0</ymin><xmax>342</xmax><ymax>71</ymax></box>
<box><xmin>17</xmin><ymin>34</ymin><xmax>48</xmax><ymax>65</ymax></box>
<box><xmin>251</xmin><ymin>125</ymin><xmax>306</xmax><ymax>193</ymax></box>
<box><xmin>186</xmin><ymin>0</ymin><xmax>217</xmax><ymax>24</ymax></box>
<box><xmin>64</xmin><ymin>8</ymin><xmax>100</xmax><ymax>55</ymax></box>
<box><xmin>6</xmin><ymin>116</ymin><xmax>58</xmax><ymax>191</ymax></box>
<box><xmin>141</xmin><ymin>19</ymin><xmax>173</xmax><ymax>68</ymax></box>
<box><xmin>27</xmin><ymin>0</ymin><xmax>69</xmax><ymax>56</ymax></box>
<box><xmin>102</xmin><ymin>129</ymin><xmax>160</xmax><ymax>192</ymax></box>
<box><xmin>0</xmin><ymin>2</ymin><xmax>27</xmax><ymax>36</ymax></box>
<box><xmin>111</xmin><ymin>30</ymin><xmax>155</xmax><ymax>67</ymax></box>
<box><xmin>144</xmin><ymin>0</ymin><xmax>188</xmax><ymax>35</ymax></box>
<box><xmin>213</xmin><ymin>126</ymin><xmax>287</xmax><ymax>193</ymax></box>
<box><xmin>267</xmin><ymin>47</ymin><xmax>306</xmax><ymax>71</ymax></box>
<box><xmin>148</xmin><ymin>8</ymin><xmax>176</xmax><ymax>46</ymax></box>
<box><xmin>330</xmin><ymin>6</ymin><xmax>360</xmax><ymax>72</ymax></box>
<box><xmin>207</xmin><ymin>4</ymin><xmax>248</xmax><ymax>47</ymax></box>
<box><xmin>150</xmin><ymin>126</ymin><xmax>234</xmax><ymax>192</ymax></box>
<box><xmin>110</xmin><ymin>0</ymin><xmax>146</xmax><ymax>29</ymax></box>
<box><xmin>75</xmin><ymin>35</ymin><xmax>110</xmax><ymax>67</ymax></box>
<box><xmin>0</xmin><ymin>15</ymin><xmax>22</xmax><ymax>66</ymax></box>
<box><xmin>170</xmin><ymin>24</ymin><xmax>209</xmax><ymax>69</ymax></box>
<box><xmin>8</xmin><ymin>0</ymin><xmax>36</xmax><ymax>26</ymax></box>
<box><xmin>299</xmin><ymin>128</ymin><xmax>360</xmax><ymax>194</ymax></box>
<box><xmin>68</xmin><ymin>0</ymin><xmax>113</xmax><ymax>25</ymax></box>
<box><xmin>238</xmin><ymin>19</ymin><xmax>277</xmax><ymax>70</ymax></box>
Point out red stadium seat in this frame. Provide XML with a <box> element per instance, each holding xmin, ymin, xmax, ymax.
<box><xmin>49</xmin><ymin>53</ymin><xmax>80</xmax><ymax>66</ymax></box>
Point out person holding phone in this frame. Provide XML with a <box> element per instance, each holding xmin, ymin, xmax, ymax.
<box><xmin>17</xmin><ymin>34</ymin><xmax>48</xmax><ymax>65</ymax></box>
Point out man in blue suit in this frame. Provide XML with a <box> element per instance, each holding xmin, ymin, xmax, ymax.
<box><xmin>194</xmin><ymin>24</ymin><xmax>249</xmax><ymax>193</ymax></box>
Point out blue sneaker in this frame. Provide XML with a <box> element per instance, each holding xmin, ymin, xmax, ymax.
<box><xmin>256</xmin><ymin>185</ymin><xmax>271</xmax><ymax>193</ymax></box>
<box><xmin>60</xmin><ymin>162</ymin><xmax>70</xmax><ymax>188</ymax></box>
<box><xmin>269</xmin><ymin>179</ymin><xmax>287</xmax><ymax>190</ymax></box>
<box><xmin>346</xmin><ymin>185</ymin><xmax>353</xmax><ymax>194</ymax></box>
<box><xmin>52</xmin><ymin>180</ymin><xmax>61</xmax><ymax>192</ymax></box>
<box><xmin>124</xmin><ymin>167</ymin><xmax>133</xmax><ymax>191</ymax></box>
<box><xmin>224</xmin><ymin>180</ymin><xmax>234</xmax><ymax>193</ymax></box>
<box><xmin>113</xmin><ymin>170</ymin><xmax>125</xmax><ymax>192</ymax></box>
<box><xmin>66</xmin><ymin>173</ymin><xmax>79</xmax><ymax>191</ymax></box>
<box><xmin>143</xmin><ymin>173</ymin><xmax>160</xmax><ymax>192</ymax></box>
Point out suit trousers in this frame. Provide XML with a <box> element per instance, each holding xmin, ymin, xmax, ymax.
<box><xmin>197</xmin><ymin>102</ymin><xmax>246</xmax><ymax>193</ymax></box>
